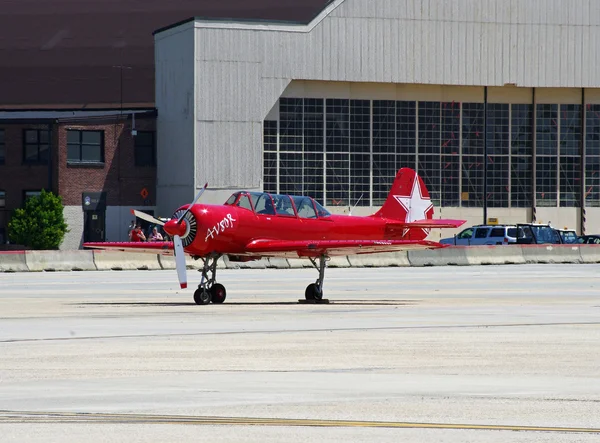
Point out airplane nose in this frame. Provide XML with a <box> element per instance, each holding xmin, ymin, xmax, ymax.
<box><xmin>164</xmin><ymin>219</ymin><xmax>187</xmax><ymax>238</ymax></box>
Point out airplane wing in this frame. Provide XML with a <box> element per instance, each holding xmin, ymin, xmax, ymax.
<box><xmin>243</xmin><ymin>239</ymin><xmax>445</xmax><ymax>259</ymax></box>
<box><xmin>83</xmin><ymin>241</ymin><xmax>174</xmax><ymax>255</ymax></box>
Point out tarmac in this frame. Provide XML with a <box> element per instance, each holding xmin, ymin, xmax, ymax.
<box><xmin>1</xmin><ymin>264</ymin><xmax>599</xmax><ymax>442</ymax></box>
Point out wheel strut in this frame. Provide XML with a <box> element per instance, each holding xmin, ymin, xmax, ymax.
<box><xmin>305</xmin><ymin>255</ymin><xmax>328</xmax><ymax>301</ymax></box>
<box><xmin>193</xmin><ymin>253</ymin><xmax>224</xmax><ymax>305</ymax></box>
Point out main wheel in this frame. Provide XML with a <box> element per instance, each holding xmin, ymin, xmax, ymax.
<box><xmin>305</xmin><ymin>283</ymin><xmax>323</xmax><ymax>301</ymax></box>
<box><xmin>210</xmin><ymin>283</ymin><xmax>227</xmax><ymax>304</ymax></box>
<box><xmin>193</xmin><ymin>288</ymin><xmax>211</xmax><ymax>305</ymax></box>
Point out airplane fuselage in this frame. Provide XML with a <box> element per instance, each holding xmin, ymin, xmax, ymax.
<box><xmin>180</xmin><ymin>203</ymin><xmax>409</xmax><ymax>257</ymax></box>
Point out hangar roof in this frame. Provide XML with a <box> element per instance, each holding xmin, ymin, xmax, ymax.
<box><xmin>0</xmin><ymin>0</ymin><xmax>332</xmax><ymax>110</ymax></box>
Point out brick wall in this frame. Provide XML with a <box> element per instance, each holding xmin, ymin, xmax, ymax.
<box><xmin>58</xmin><ymin>115</ymin><xmax>157</xmax><ymax>207</ymax></box>
<box><xmin>0</xmin><ymin>113</ymin><xmax>157</xmax><ymax>242</ymax></box>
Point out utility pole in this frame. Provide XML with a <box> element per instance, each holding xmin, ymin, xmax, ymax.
<box><xmin>112</xmin><ymin>65</ymin><xmax>132</xmax><ymax>114</ymax></box>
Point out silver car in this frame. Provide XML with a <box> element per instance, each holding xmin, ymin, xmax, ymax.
<box><xmin>440</xmin><ymin>225</ymin><xmax>518</xmax><ymax>246</ymax></box>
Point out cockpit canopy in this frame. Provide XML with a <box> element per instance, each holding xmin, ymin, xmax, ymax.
<box><xmin>225</xmin><ymin>191</ymin><xmax>331</xmax><ymax>219</ymax></box>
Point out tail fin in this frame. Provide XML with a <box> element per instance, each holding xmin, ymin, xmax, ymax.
<box><xmin>373</xmin><ymin>168</ymin><xmax>433</xmax><ymax>222</ymax></box>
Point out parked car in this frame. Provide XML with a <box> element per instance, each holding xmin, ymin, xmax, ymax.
<box><xmin>578</xmin><ymin>235</ymin><xmax>600</xmax><ymax>244</ymax></box>
<box><xmin>440</xmin><ymin>224</ymin><xmax>518</xmax><ymax>246</ymax></box>
<box><xmin>556</xmin><ymin>229</ymin><xmax>578</xmax><ymax>244</ymax></box>
<box><xmin>515</xmin><ymin>223</ymin><xmax>562</xmax><ymax>245</ymax></box>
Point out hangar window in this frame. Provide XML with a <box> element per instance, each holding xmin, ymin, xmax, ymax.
<box><xmin>23</xmin><ymin>129</ymin><xmax>49</xmax><ymax>164</ymax></box>
<box><xmin>373</xmin><ymin>100</ymin><xmax>396</xmax><ymax>205</ymax></box>
<box><xmin>303</xmin><ymin>99</ymin><xmax>324</xmax><ymax>202</ymax></box>
<box><xmin>585</xmin><ymin>105</ymin><xmax>600</xmax><ymax>207</ymax></box>
<box><xmin>418</xmin><ymin>101</ymin><xmax>441</xmax><ymax>205</ymax></box>
<box><xmin>326</xmin><ymin>99</ymin><xmax>349</xmax><ymax>206</ymax></box>
<box><xmin>536</xmin><ymin>104</ymin><xmax>558</xmax><ymax>206</ymax></box>
<box><xmin>67</xmin><ymin>130</ymin><xmax>104</xmax><ymax>164</ymax></box>
<box><xmin>263</xmin><ymin>120</ymin><xmax>277</xmax><ymax>194</ymax></box>
<box><xmin>441</xmin><ymin>102</ymin><xmax>461</xmax><ymax>206</ymax></box>
<box><xmin>350</xmin><ymin>100</ymin><xmax>370</xmax><ymax>207</ymax></box>
<box><xmin>559</xmin><ymin>105</ymin><xmax>581</xmax><ymax>207</ymax></box>
<box><xmin>0</xmin><ymin>190</ymin><xmax>5</xmax><ymax>207</ymax></box>
<box><xmin>511</xmin><ymin>104</ymin><xmax>533</xmax><ymax>207</ymax></box>
<box><xmin>0</xmin><ymin>129</ymin><xmax>5</xmax><ymax>164</ymax></box>
<box><xmin>461</xmin><ymin>103</ymin><xmax>485</xmax><ymax>207</ymax></box>
<box><xmin>486</xmin><ymin>104</ymin><xmax>509</xmax><ymax>208</ymax></box>
<box><xmin>134</xmin><ymin>131</ymin><xmax>156</xmax><ymax>167</ymax></box>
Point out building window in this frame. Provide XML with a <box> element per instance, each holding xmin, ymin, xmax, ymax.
<box><xmin>461</xmin><ymin>103</ymin><xmax>485</xmax><ymax>207</ymax></box>
<box><xmin>585</xmin><ymin>104</ymin><xmax>600</xmax><ymax>207</ymax></box>
<box><xmin>418</xmin><ymin>101</ymin><xmax>441</xmax><ymax>206</ymax></box>
<box><xmin>441</xmin><ymin>102</ymin><xmax>461</xmax><ymax>206</ymax></box>
<box><xmin>23</xmin><ymin>129</ymin><xmax>50</xmax><ymax>164</ymax></box>
<box><xmin>0</xmin><ymin>190</ymin><xmax>5</xmax><ymax>207</ymax></box>
<box><xmin>0</xmin><ymin>129</ymin><xmax>5</xmax><ymax>164</ymax></box>
<box><xmin>559</xmin><ymin>105</ymin><xmax>581</xmax><ymax>207</ymax></box>
<box><xmin>511</xmin><ymin>104</ymin><xmax>533</xmax><ymax>207</ymax></box>
<box><xmin>263</xmin><ymin>120</ymin><xmax>277</xmax><ymax>194</ymax></box>
<box><xmin>536</xmin><ymin>104</ymin><xmax>558</xmax><ymax>207</ymax></box>
<box><xmin>23</xmin><ymin>190</ymin><xmax>41</xmax><ymax>204</ymax></box>
<box><xmin>486</xmin><ymin>104</ymin><xmax>509</xmax><ymax>208</ymax></box>
<box><xmin>134</xmin><ymin>131</ymin><xmax>156</xmax><ymax>166</ymax></box>
<box><xmin>67</xmin><ymin>130</ymin><xmax>104</xmax><ymax>163</ymax></box>
<box><xmin>304</xmin><ymin>98</ymin><xmax>324</xmax><ymax>202</ymax></box>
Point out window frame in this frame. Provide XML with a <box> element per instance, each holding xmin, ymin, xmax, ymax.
<box><xmin>66</xmin><ymin>130</ymin><xmax>104</xmax><ymax>164</ymax></box>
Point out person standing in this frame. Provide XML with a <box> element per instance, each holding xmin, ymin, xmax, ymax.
<box><xmin>129</xmin><ymin>223</ymin><xmax>146</xmax><ymax>242</ymax></box>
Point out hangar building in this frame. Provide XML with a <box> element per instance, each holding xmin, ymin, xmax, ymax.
<box><xmin>154</xmin><ymin>0</ymin><xmax>600</xmax><ymax>238</ymax></box>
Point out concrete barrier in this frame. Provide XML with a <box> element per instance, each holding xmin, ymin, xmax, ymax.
<box><xmin>93</xmin><ymin>251</ymin><xmax>161</xmax><ymax>270</ymax></box>
<box><xmin>223</xmin><ymin>256</ymin><xmax>267</xmax><ymax>269</ymax></box>
<box><xmin>347</xmin><ymin>251</ymin><xmax>410</xmax><ymax>267</ymax></box>
<box><xmin>158</xmin><ymin>254</ymin><xmax>213</xmax><ymax>270</ymax></box>
<box><xmin>520</xmin><ymin>245</ymin><xmax>582</xmax><ymax>264</ymax></box>
<box><xmin>0</xmin><ymin>251</ymin><xmax>29</xmax><ymax>272</ymax></box>
<box><xmin>266</xmin><ymin>258</ymin><xmax>290</xmax><ymax>269</ymax></box>
<box><xmin>326</xmin><ymin>256</ymin><xmax>351</xmax><ymax>268</ymax></box>
<box><xmin>579</xmin><ymin>245</ymin><xmax>600</xmax><ymax>263</ymax></box>
<box><xmin>408</xmin><ymin>247</ymin><xmax>469</xmax><ymax>267</ymax></box>
<box><xmin>26</xmin><ymin>250</ymin><xmax>96</xmax><ymax>271</ymax></box>
<box><xmin>465</xmin><ymin>245</ymin><xmax>526</xmax><ymax>265</ymax></box>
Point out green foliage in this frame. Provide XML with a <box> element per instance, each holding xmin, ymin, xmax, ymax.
<box><xmin>8</xmin><ymin>190</ymin><xmax>69</xmax><ymax>250</ymax></box>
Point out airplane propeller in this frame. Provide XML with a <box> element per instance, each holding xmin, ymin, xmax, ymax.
<box><xmin>165</xmin><ymin>182</ymin><xmax>208</xmax><ymax>289</ymax></box>
<box><xmin>131</xmin><ymin>209</ymin><xmax>164</xmax><ymax>226</ymax></box>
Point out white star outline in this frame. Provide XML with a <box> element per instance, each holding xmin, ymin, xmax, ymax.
<box><xmin>393</xmin><ymin>177</ymin><xmax>434</xmax><ymax>236</ymax></box>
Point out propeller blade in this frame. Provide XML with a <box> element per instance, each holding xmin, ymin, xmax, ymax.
<box><xmin>173</xmin><ymin>235</ymin><xmax>187</xmax><ymax>289</ymax></box>
<box><xmin>177</xmin><ymin>182</ymin><xmax>209</xmax><ymax>225</ymax></box>
<box><xmin>131</xmin><ymin>209</ymin><xmax>165</xmax><ymax>226</ymax></box>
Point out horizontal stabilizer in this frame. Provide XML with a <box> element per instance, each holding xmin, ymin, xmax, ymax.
<box><xmin>388</xmin><ymin>219</ymin><xmax>466</xmax><ymax>229</ymax></box>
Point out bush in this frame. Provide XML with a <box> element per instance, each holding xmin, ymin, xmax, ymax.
<box><xmin>8</xmin><ymin>190</ymin><xmax>69</xmax><ymax>250</ymax></box>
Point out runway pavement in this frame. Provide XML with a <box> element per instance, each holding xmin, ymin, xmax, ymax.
<box><xmin>1</xmin><ymin>264</ymin><xmax>599</xmax><ymax>442</ymax></box>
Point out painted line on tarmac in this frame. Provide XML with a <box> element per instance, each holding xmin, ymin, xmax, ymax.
<box><xmin>1</xmin><ymin>321</ymin><xmax>599</xmax><ymax>344</ymax></box>
<box><xmin>0</xmin><ymin>411</ymin><xmax>598</xmax><ymax>434</ymax></box>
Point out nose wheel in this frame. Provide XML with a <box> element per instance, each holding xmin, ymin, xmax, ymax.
<box><xmin>193</xmin><ymin>253</ymin><xmax>225</xmax><ymax>305</ymax></box>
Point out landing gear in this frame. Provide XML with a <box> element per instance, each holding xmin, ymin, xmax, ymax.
<box><xmin>193</xmin><ymin>253</ymin><xmax>225</xmax><ymax>305</ymax></box>
<box><xmin>305</xmin><ymin>255</ymin><xmax>327</xmax><ymax>302</ymax></box>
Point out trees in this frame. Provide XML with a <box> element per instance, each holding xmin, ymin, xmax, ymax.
<box><xmin>8</xmin><ymin>190</ymin><xmax>69</xmax><ymax>249</ymax></box>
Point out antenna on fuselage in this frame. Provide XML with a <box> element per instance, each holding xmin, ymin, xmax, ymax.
<box><xmin>349</xmin><ymin>193</ymin><xmax>364</xmax><ymax>216</ymax></box>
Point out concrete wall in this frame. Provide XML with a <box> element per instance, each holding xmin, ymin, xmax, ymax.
<box><xmin>154</xmin><ymin>22</ymin><xmax>197</xmax><ymax>217</ymax></box>
<box><xmin>61</xmin><ymin>206</ymin><xmax>84</xmax><ymax>250</ymax></box>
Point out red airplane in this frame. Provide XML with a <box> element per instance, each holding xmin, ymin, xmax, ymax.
<box><xmin>84</xmin><ymin>168</ymin><xmax>465</xmax><ymax>305</ymax></box>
